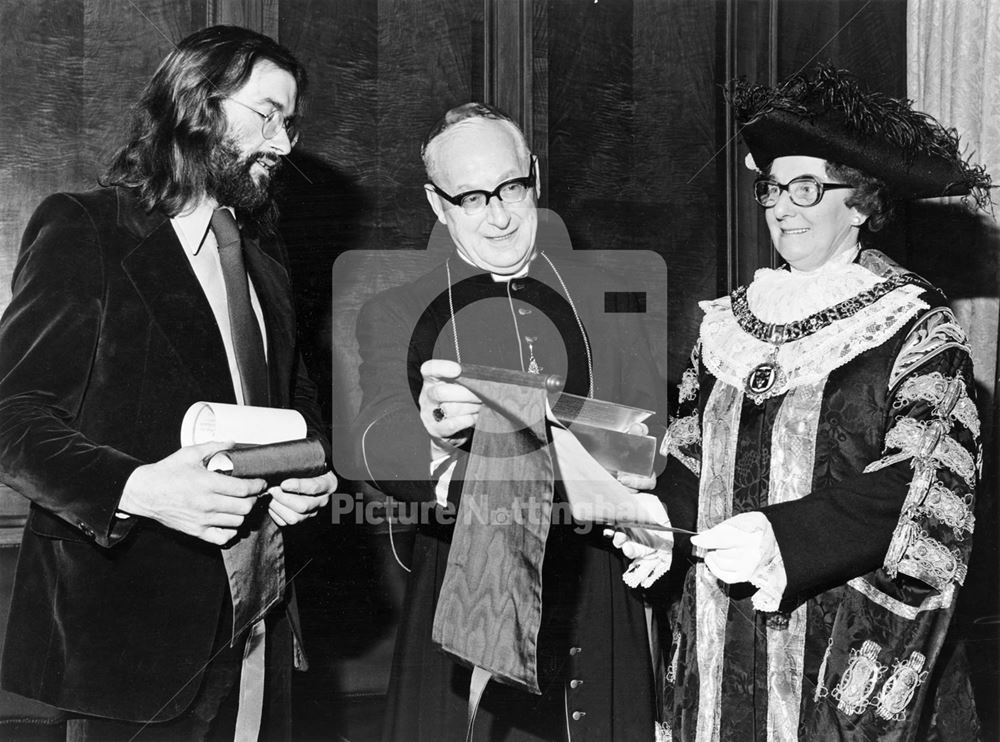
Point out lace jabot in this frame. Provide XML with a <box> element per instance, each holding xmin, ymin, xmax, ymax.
<box><xmin>699</xmin><ymin>260</ymin><xmax>929</xmax><ymax>397</ymax></box>
<box><xmin>745</xmin><ymin>259</ymin><xmax>881</xmax><ymax>323</ymax></box>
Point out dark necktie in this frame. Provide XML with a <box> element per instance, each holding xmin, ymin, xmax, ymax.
<box><xmin>211</xmin><ymin>208</ymin><xmax>270</xmax><ymax>406</ymax></box>
<box><xmin>209</xmin><ymin>208</ymin><xmax>284</xmax><ymax>644</ymax></box>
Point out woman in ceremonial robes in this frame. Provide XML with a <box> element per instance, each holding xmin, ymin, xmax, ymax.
<box><xmin>614</xmin><ymin>66</ymin><xmax>990</xmax><ymax>741</ymax></box>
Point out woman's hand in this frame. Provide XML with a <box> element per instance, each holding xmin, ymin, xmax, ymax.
<box><xmin>690</xmin><ymin>511</ymin><xmax>776</xmax><ymax>584</ymax></box>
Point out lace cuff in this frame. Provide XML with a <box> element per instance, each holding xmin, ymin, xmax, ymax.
<box><xmin>663</xmin><ymin>412</ymin><xmax>701</xmax><ymax>475</ymax></box>
<box><xmin>750</xmin><ymin>535</ymin><xmax>787</xmax><ymax>612</ymax></box>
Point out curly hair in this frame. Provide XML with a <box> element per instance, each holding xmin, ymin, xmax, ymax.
<box><xmin>102</xmin><ymin>25</ymin><xmax>307</xmax><ymax>217</ymax></box>
<box><xmin>825</xmin><ymin>161</ymin><xmax>893</xmax><ymax>232</ymax></box>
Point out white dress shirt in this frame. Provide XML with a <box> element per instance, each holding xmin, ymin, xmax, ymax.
<box><xmin>171</xmin><ymin>202</ymin><xmax>273</xmax><ymax>740</ymax></box>
<box><xmin>170</xmin><ymin>202</ymin><xmax>269</xmax><ymax>405</ymax></box>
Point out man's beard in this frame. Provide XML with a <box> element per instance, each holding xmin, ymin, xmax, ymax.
<box><xmin>206</xmin><ymin>138</ymin><xmax>284</xmax><ymax>221</ymax></box>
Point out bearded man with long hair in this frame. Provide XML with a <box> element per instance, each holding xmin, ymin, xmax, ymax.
<box><xmin>0</xmin><ymin>25</ymin><xmax>335</xmax><ymax>741</ymax></box>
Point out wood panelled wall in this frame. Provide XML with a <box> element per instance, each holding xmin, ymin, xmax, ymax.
<box><xmin>543</xmin><ymin>0</ymin><xmax>724</xmax><ymax>382</ymax></box>
<box><xmin>1</xmin><ymin>0</ymin><xmax>910</xmax><ymax>382</ymax></box>
<box><xmin>0</xmin><ymin>1</ymin><xmax>206</xmax><ymax>309</ymax></box>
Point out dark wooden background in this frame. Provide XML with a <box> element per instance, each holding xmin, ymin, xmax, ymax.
<box><xmin>0</xmin><ymin>1</ymin><xmax>995</xmax><ymax>739</ymax></box>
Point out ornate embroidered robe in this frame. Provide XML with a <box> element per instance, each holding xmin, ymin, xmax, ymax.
<box><xmin>661</xmin><ymin>250</ymin><xmax>980</xmax><ymax>741</ymax></box>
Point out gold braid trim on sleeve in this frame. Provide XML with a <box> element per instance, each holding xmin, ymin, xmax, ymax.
<box><xmin>888</xmin><ymin>307</ymin><xmax>969</xmax><ymax>391</ymax></box>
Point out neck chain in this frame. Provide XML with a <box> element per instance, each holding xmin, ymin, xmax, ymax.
<box><xmin>732</xmin><ymin>273</ymin><xmax>911</xmax><ymax>344</ymax></box>
<box><xmin>445</xmin><ymin>253</ymin><xmax>595</xmax><ymax>398</ymax></box>
<box><xmin>733</xmin><ymin>272</ymin><xmax>912</xmax><ymax>403</ymax></box>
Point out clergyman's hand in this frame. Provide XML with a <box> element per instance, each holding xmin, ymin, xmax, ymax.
<box><xmin>603</xmin><ymin>527</ymin><xmax>673</xmax><ymax>588</ymax></box>
<box><xmin>119</xmin><ymin>441</ymin><xmax>267</xmax><ymax>545</ymax></box>
<box><xmin>616</xmin><ymin>471</ymin><xmax>657</xmax><ymax>494</ymax></box>
<box><xmin>419</xmin><ymin>359</ymin><xmax>482</xmax><ymax>449</ymax></box>
<box><xmin>615</xmin><ymin>423</ymin><xmax>657</xmax><ymax>492</ymax></box>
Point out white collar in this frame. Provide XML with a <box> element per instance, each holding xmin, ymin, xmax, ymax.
<box><xmin>171</xmin><ymin>200</ymin><xmax>226</xmax><ymax>255</ymax></box>
<box><xmin>454</xmin><ymin>250</ymin><xmax>535</xmax><ymax>282</ymax></box>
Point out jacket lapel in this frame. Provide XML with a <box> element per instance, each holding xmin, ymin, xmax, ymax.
<box><xmin>117</xmin><ymin>191</ymin><xmax>236</xmax><ymax>404</ymax></box>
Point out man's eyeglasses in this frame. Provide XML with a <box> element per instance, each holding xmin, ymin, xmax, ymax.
<box><xmin>431</xmin><ymin>158</ymin><xmax>536</xmax><ymax>215</ymax></box>
<box><xmin>228</xmin><ymin>98</ymin><xmax>299</xmax><ymax>144</ymax></box>
<box><xmin>753</xmin><ymin>176</ymin><xmax>853</xmax><ymax>208</ymax></box>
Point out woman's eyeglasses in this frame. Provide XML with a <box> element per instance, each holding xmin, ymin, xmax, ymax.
<box><xmin>754</xmin><ymin>176</ymin><xmax>853</xmax><ymax>208</ymax></box>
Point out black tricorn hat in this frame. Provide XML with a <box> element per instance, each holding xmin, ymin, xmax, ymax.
<box><xmin>730</xmin><ymin>65</ymin><xmax>991</xmax><ymax>206</ymax></box>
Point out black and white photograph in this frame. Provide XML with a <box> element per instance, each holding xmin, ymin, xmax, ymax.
<box><xmin>0</xmin><ymin>1</ymin><xmax>996</xmax><ymax>740</ymax></box>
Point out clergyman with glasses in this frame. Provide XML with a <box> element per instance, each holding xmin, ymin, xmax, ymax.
<box><xmin>0</xmin><ymin>25</ymin><xmax>335</xmax><ymax>740</ymax></box>
<box><xmin>354</xmin><ymin>102</ymin><xmax>667</xmax><ymax>740</ymax></box>
<box><xmin>610</xmin><ymin>65</ymin><xmax>990</xmax><ymax>740</ymax></box>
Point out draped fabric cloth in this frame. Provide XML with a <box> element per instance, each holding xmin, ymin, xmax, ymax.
<box><xmin>907</xmin><ymin>0</ymin><xmax>1000</xmax><ymax>432</ymax></box>
<box><xmin>906</xmin><ymin>0</ymin><xmax>1000</xmax><ymax>179</ymax></box>
<box><xmin>432</xmin><ymin>369</ymin><xmax>555</xmax><ymax>694</ymax></box>
<box><xmin>906</xmin><ymin>14</ymin><xmax>1000</xmax><ymax>732</ymax></box>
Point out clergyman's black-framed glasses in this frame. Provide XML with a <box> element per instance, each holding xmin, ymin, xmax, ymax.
<box><xmin>431</xmin><ymin>157</ymin><xmax>536</xmax><ymax>214</ymax></box>
<box><xmin>754</xmin><ymin>176</ymin><xmax>853</xmax><ymax>208</ymax></box>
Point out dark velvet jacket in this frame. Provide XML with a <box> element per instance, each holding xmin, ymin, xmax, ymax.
<box><xmin>0</xmin><ymin>187</ymin><xmax>325</xmax><ymax>721</ymax></box>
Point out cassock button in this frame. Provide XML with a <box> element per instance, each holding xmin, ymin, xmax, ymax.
<box><xmin>570</xmin><ymin>679</ymin><xmax>583</xmax><ymax>689</ymax></box>
<box><xmin>569</xmin><ymin>646</ymin><xmax>582</xmax><ymax>656</ymax></box>
<box><xmin>571</xmin><ymin>711</ymin><xmax>587</xmax><ymax>721</ymax></box>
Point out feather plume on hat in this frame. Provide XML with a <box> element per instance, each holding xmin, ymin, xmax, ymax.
<box><xmin>729</xmin><ymin>65</ymin><xmax>991</xmax><ymax>208</ymax></box>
